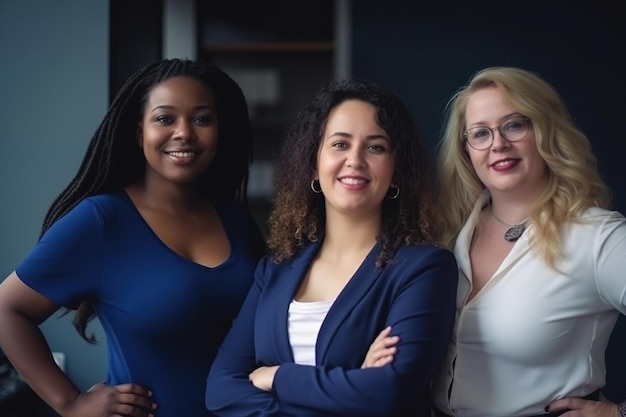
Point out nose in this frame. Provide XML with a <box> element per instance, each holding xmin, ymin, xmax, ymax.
<box><xmin>346</xmin><ymin>148</ymin><xmax>365</xmax><ymax>168</ymax></box>
<box><xmin>490</xmin><ymin>128</ymin><xmax>510</xmax><ymax>151</ymax></box>
<box><xmin>173</xmin><ymin>120</ymin><xmax>194</xmax><ymax>142</ymax></box>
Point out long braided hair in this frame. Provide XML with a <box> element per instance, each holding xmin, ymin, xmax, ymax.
<box><xmin>41</xmin><ymin>59</ymin><xmax>254</xmax><ymax>342</ymax></box>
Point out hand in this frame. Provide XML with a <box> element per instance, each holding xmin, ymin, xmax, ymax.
<box><xmin>249</xmin><ymin>366</ymin><xmax>279</xmax><ymax>392</ymax></box>
<box><xmin>64</xmin><ymin>382</ymin><xmax>157</xmax><ymax>417</ymax></box>
<box><xmin>546</xmin><ymin>396</ymin><xmax>619</xmax><ymax>417</ymax></box>
<box><xmin>361</xmin><ymin>326</ymin><xmax>399</xmax><ymax>369</ymax></box>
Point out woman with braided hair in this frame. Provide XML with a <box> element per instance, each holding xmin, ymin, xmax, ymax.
<box><xmin>0</xmin><ymin>58</ymin><xmax>265</xmax><ymax>417</ymax></box>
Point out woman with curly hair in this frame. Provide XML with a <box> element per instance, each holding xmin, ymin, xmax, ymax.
<box><xmin>205</xmin><ymin>78</ymin><xmax>458</xmax><ymax>417</ymax></box>
<box><xmin>0</xmin><ymin>58</ymin><xmax>265</xmax><ymax>417</ymax></box>
<box><xmin>430</xmin><ymin>67</ymin><xmax>626</xmax><ymax>417</ymax></box>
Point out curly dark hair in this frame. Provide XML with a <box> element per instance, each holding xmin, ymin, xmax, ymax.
<box><xmin>40</xmin><ymin>58</ymin><xmax>254</xmax><ymax>342</ymax></box>
<box><xmin>267</xmin><ymin>79</ymin><xmax>441</xmax><ymax>268</ymax></box>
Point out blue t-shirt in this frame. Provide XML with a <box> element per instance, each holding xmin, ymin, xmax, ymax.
<box><xmin>16</xmin><ymin>192</ymin><xmax>265</xmax><ymax>417</ymax></box>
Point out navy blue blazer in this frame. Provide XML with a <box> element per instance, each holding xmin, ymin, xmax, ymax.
<box><xmin>206</xmin><ymin>241</ymin><xmax>458</xmax><ymax>417</ymax></box>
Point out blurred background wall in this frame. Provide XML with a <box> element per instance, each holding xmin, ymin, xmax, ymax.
<box><xmin>0</xmin><ymin>0</ymin><xmax>110</xmax><ymax>391</ymax></box>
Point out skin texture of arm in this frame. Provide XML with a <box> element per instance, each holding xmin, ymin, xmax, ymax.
<box><xmin>0</xmin><ymin>272</ymin><xmax>156</xmax><ymax>417</ymax></box>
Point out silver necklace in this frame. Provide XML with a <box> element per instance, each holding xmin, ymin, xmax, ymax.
<box><xmin>490</xmin><ymin>206</ymin><xmax>529</xmax><ymax>242</ymax></box>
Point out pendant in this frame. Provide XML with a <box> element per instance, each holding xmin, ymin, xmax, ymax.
<box><xmin>504</xmin><ymin>224</ymin><xmax>526</xmax><ymax>242</ymax></box>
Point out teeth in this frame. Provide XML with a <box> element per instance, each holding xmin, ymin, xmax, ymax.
<box><xmin>340</xmin><ymin>178</ymin><xmax>367</xmax><ymax>185</ymax></box>
<box><xmin>168</xmin><ymin>151</ymin><xmax>195</xmax><ymax>157</ymax></box>
<box><xmin>494</xmin><ymin>160</ymin><xmax>514</xmax><ymax>167</ymax></box>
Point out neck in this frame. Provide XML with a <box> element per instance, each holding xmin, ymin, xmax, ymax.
<box><xmin>487</xmin><ymin>178</ymin><xmax>546</xmax><ymax>223</ymax></box>
<box><xmin>490</xmin><ymin>203</ymin><xmax>528</xmax><ymax>227</ymax></box>
<box><xmin>488</xmin><ymin>196</ymin><xmax>531</xmax><ymax>226</ymax></box>
<box><xmin>128</xmin><ymin>180</ymin><xmax>208</xmax><ymax>215</ymax></box>
<box><xmin>488</xmin><ymin>201</ymin><xmax>530</xmax><ymax>242</ymax></box>
<box><xmin>322</xmin><ymin>212</ymin><xmax>379</xmax><ymax>260</ymax></box>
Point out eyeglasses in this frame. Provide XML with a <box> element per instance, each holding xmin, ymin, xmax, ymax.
<box><xmin>464</xmin><ymin>116</ymin><xmax>531</xmax><ymax>150</ymax></box>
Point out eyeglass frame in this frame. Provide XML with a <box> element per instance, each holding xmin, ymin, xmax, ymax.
<box><xmin>463</xmin><ymin>116</ymin><xmax>532</xmax><ymax>150</ymax></box>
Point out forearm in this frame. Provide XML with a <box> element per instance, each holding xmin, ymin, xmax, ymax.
<box><xmin>273</xmin><ymin>363</ymin><xmax>405</xmax><ymax>415</ymax></box>
<box><xmin>206</xmin><ymin>371</ymin><xmax>278</xmax><ymax>416</ymax></box>
<box><xmin>0</xmin><ymin>310</ymin><xmax>81</xmax><ymax>416</ymax></box>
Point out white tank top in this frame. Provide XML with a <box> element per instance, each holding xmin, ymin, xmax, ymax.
<box><xmin>288</xmin><ymin>299</ymin><xmax>334</xmax><ymax>365</ymax></box>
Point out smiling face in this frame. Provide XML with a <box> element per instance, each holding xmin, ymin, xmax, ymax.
<box><xmin>139</xmin><ymin>76</ymin><xmax>219</xmax><ymax>187</ymax></box>
<box><xmin>465</xmin><ymin>86</ymin><xmax>547</xmax><ymax>200</ymax></box>
<box><xmin>315</xmin><ymin>99</ymin><xmax>395</xmax><ymax>218</ymax></box>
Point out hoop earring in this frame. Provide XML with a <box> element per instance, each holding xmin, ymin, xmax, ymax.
<box><xmin>310</xmin><ymin>179</ymin><xmax>322</xmax><ymax>194</ymax></box>
<box><xmin>387</xmin><ymin>185</ymin><xmax>400</xmax><ymax>200</ymax></box>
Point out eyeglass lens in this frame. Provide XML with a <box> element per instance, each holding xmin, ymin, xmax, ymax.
<box><xmin>465</xmin><ymin>117</ymin><xmax>529</xmax><ymax>149</ymax></box>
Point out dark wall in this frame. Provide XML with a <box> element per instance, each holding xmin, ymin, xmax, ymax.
<box><xmin>352</xmin><ymin>1</ymin><xmax>625</xmax><ymax>212</ymax></box>
<box><xmin>351</xmin><ymin>1</ymin><xmax>625</xmax><ymax>401</ymax></box>
<box><xmin>109</xmin><ymin>0</ymin><xmax>163</xmax><ymax>101</ymax></box>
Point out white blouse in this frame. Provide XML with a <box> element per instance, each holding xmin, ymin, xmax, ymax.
<box><xmin>288</xmin><ymin>299</ymin><xmax>334</xmax><ymax>365</ymax></box>
<box><xmin>432</xmin><ymin>192</ymin><xmax>626</xmax><ymax>417</ymax></box>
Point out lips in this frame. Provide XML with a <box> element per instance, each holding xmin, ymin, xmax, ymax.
<box><xmin>338</xmin><ymin>176</ymin><xmax>369</xmax><ymax>185</ymax></box>
<box><xmin>165</xmin><ymin>151</ymin><xmax>197</xmax><ymax>158</ymax></box>
<box><xmin>491</xmin><ymin>158</ymin><xmax>520</xmax><ymax>171</ymax></box>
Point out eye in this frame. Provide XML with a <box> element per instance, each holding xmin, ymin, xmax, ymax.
<box><xmin>367</xmin><ymin>143</ymin><xmax>387</xmax><ymax>153</ymax></box>
<box><xmin>331</xmin><ymin>141</ymin><xmax>349</xmax><ymax>150</ymax></box>
<box><xmin>469</xmin><ymin>128</ymin><xmax>490</xmax><ymax>140</ymax></box>
<box><xmin>194</xmin><ymin>114</ymin><xmax>214</xmax><ymax>125</ymax></box>
<box><xmin>155</xmin><ymin>115</ymin><xmax>174</xmax><ymax>125</ymax></box>
<box><xmin>503</xmin><ymin>118</ymin><xmax>525</xmax><ymax>132</ymax></box>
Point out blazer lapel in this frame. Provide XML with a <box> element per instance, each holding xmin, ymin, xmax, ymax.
<box><xmin>270</xmin><ymin>241</ymin><xmax>321</xmax><ymax>362</ymax></box>
<box><xmin>315</xmin><ymin>243</ymin><xmax>383</xmax><ymax>363</ymax></box>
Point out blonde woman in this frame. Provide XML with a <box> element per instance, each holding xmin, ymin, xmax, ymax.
<box><xmin>431</xmin><ymin>66</ymin><xmax>626</xmax><ymax>417</ymax></box>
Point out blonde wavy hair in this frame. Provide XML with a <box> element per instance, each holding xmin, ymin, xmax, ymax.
<box><xmin>437</xmin><ymin>66</ymin><xmax>610</xmax><ymax>268</ymax></box>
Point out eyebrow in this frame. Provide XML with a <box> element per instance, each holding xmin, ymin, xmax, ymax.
<box><xmin>327</xmin><ymin>131</ymin><xmax>390</xmax><ymax>141</ymax></box>
<box><xmin>150</xmin><ymin>104</ymin><xmax>216</xmax><ymax>113</ymax></box>
<box><xmin>468</xmin><ymin>112</ymin><xmax>524</xmax><ymax>127</ymax></box>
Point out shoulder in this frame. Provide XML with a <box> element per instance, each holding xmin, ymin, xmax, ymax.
<box><xmin>395</xmin><ymin>244</ymin><xmax>456</xmax><ymax>264</ymax></box>
<box><xmin>77</xmin><ymin>192</ymin><xmax>135</xmax><ymax>222</ymax></box>
<box><xmin>387</xmin><ymin>244</ymin><xmax>458</xmax><ymax>283</ymax></box>
<box><xmin>50</xmin><ymin>192</ymin><xmax>130</xmax><ymax>227</ymax></box>
<box><xmin>579</xmin><ymin>207</ymin><xmax>625</xmax><ymax>222</ymax></box>
<box><xmin>257</xmin><ymin>241</ymin><xmax>316</xmax><ymax>275</ymax></box>
<box><xmin>560</xmin><ymin>208</ymin><xmax>626</xmax><ymax>258</ymax></box>
<box><xmin>570</xmin><ymin>207</ymin><xmax>626</xmax><ymax>235</ymax></box>
<box><xmin>80</xmin><ymin>191</ymin><xmax>131</xmax><ymax>211</ymax></box>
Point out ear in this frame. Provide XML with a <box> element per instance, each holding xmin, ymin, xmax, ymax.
<box><xmin>137</xmin><ymin>123</ymin><xmax>143</xmax><ymax>148</ymax></box>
